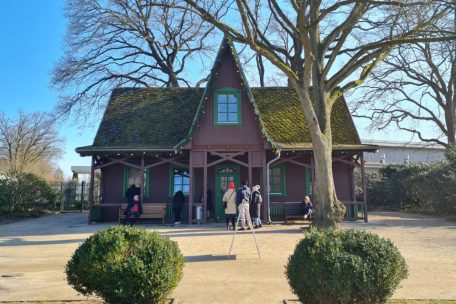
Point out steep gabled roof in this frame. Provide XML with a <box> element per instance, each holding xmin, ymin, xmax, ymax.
<box><xmin>76</xmin><ymin>38</ymin><xmax>376</xmax><ymax>156</ymax></box>
<box><xmin>76</xmin><ymin>88</ymin><xmax>203</xmax><ymax>153</ymax></box>
<box><xmin>251</xmin><ymin>88</ymin><xmax>361</xmax><ymax>149</ymax></box>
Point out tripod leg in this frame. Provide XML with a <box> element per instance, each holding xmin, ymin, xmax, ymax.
<box><xmin>250</xmin><ymin>227</ymin><xmax>261</xmax><ymax>260</ymax></box>
<box><xmin>228</xmin><ymin>211</ymin><xmax>242</xmax><ymax>257</ymax></box>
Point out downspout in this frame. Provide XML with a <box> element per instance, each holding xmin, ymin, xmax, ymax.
<box><xmin>266</xmin><ymin>149</ymin><xmax>281</xmax><ymax>223</ymax></box>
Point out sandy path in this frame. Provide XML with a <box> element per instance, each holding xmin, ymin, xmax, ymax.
<box><xmin>0</xmin><ymin>212</ymin><xmax>455</xmax><ymax>303</ymax></box>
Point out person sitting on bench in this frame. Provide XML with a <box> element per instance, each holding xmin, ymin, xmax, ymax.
<box><xmin>303</xmin><ymin>196</ymin><xmax>314</xmax><ymax>220</ymax></box>
<box><xmin>123</xmin><ymin>194</ymin><xmax>142</xmax><ymax>226</ymax></box>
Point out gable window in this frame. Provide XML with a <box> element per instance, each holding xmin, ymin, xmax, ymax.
<box><xmin>123</xmin><ymin>167</ymin><xmax>150</xmax><ymax>197</ymax></box>
<box><xmin>215</xmin><ymin>89</ymin><xmax>241</xmax><ymax>125</ymax></box>
<box><xmin>170</xmin><ymin>166</ymin><xmax>190</xmax><ymax>196</ymax></box>
<box><xmin>269</xmin><ymin>164</ymin><xmax>286</xmax><ymax>196</ymax></box>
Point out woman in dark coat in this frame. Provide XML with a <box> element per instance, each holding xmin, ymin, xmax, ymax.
<box><xmin>123</xmin><ymin>194</ymin><xmax>142</xmax><ymax>226</ymax></box>
<box><xmin>173</xmin><ymin>190</ymin><xmax>185</xmax><ymax>225</ymax></box>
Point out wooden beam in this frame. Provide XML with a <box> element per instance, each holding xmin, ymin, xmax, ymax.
<box><xmin>140</xmin><ymin>154</ymin><xmax>145</xmax><ymax>203</ymax></box>
<box><xmin>361</xmin><ymin>154</ymin><xmax>368</xmax><ymax>223</ymax></box>
<box><xmin>248</xmin><ymin>150</ymin><xmax>252</xmax><ymax>187</ymax></box>
<box><xmin>274</xmin><ymin>155</ymin><xmax>301</xmax><ymax>165</ymax></box>
<box><xmin>88</xmin><ymin>156</ymin><xmax>95</xmax><ymax>225</ymax></box>
<box><xmin>156</xmin><ymin>156</ymin><xmax>187</xmax><ymax>168</ymax></box>
<box><xmin>311</xmin><ymin>154</ymin><xmax>316</xmax><ymax>203</ymax></box>
<box><xmin>332</xmin><ymin>156</ymin><xmax>360</xmax><ymax>167</ymax></box>
<box><xmin>94</xmin><ymin>156</ymin><xmax>135</xmax><ymax>170</ymax></box>
<box><xmin>262</xmin><ymin>151</ymin><xmax>268</xmax><ymax>222</ymax></box>
<box><xmin>188</xmin><ymin>151</ymin><xmax>193</xmax><ymax>224</ymax></box>
<box><xmin>188</xmin><ymin>151</ymin><xmax>193</xmax><ymax>225</ymax></box>
<box><xmin>207</xmin><ymin>151</ymin><xmax>248</xmax><ymax>168</ymax></box>
<box><xmin>203</xmin><ymin>150</ymin><xmax>208</xmax><ymax>223</ymax></box>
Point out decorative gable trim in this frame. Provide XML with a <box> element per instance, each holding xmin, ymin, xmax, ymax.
<box><xmin>174</xmin><ymin>36</ymin><xmax>279</xmax><ymax>152</ymax></box>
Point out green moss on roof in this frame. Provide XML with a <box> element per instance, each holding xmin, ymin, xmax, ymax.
<box><xmin>250</xmin><ymin>87</ymin><xmax>361</xmax><ymax>148</ymax></box>
<box><xmin>92</xmin><ymin>87</ymin><xmax>203</xmax><ymax>149</ymax></box>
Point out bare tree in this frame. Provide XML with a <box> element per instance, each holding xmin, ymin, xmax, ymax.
<box><xmin>353</xmin><ymin>5</ymin><xmax>456</xmax><ymax>148</ymax></box>
<box><xmin>0</xmin><ymin>111</ymin><xmax>62</xmax><ymax>175</ymax></box>
<box><xmin>177</xmin><ymin>0</ymin><xmax>455</xmax><ymax>228</ymax></box>
<box><xmin>52</xmin><ymin>0</ymin><xmax>227</xmax><ymax>119</ymax></box>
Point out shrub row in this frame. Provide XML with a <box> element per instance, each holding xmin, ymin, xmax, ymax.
<box><xmin>0</xmin><ymin>172</ymin><xmax>56</xmax><ymax>213</ymax></box>
<box><xmin>358</xmin><ymin>145</ymin><xmax>456</xmax><ymax>215</ymax></box>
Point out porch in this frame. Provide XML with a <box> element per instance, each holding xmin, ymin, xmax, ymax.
<box><xmin>83</xmin><ymin>148</ymin><xmax>369</xmax><ymax>224</ymax></box>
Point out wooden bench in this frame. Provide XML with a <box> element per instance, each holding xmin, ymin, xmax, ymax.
<box><xmin>119</xmin><ymin>203</ymin><xmax>167</xmax><ymax>224</ymax></box>
<box><xmin>284</xmin><ymin>202</ymin><xmax>313</xmax><ymax>224</ymax></box>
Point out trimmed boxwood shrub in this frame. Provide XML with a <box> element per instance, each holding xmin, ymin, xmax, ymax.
<box><xmin>286</xmin><ymin>229</ymin><xmax>408</xmax><ymax>304</ymax></box>
<box><xmin>66</xmin><ymin>226</ymin><xmax>184</xmax><ymax>304</ymax></box>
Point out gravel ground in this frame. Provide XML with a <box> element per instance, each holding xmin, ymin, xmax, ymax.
<box><xmin>0</xmin><ymin>212</ymin><xmax>455</xmax><ymax>303</ymax></box>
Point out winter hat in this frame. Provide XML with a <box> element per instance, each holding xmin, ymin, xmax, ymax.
<box><xmin>229</xmin><ymin>181</ymin><xmax>235</xmax><ymax>189</ymax></box>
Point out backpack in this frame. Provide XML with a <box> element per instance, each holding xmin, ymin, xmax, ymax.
<box><xmin>255</xmin><ymin>193</ymin><xmax>263</xmax><ymax>204</ymax></box>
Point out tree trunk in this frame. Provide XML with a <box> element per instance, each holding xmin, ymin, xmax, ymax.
<box><xmin>291</xmin><ymin>84</ymin><xmax>346</xmax><ymax>229</ymax></box>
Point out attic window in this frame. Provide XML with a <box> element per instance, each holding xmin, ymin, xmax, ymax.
<box><xmin>215</xmin><ymin>88</ymin><xmax>241</xmax><ymax>125</ymax></box>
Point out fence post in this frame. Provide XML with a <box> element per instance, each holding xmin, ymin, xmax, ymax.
<box><xmin>80</xmin><ymin>181</ymin><xmax>85</xmax><ymax>213</ymax></box>
<box><xmin>60</xmin><ymin>182</ymin><xmax>64</xmax><ymax>212</ymax></box>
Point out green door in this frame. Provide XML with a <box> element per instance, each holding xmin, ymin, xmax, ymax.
<box><xmin>215</xmin><ymin>164</ymin><xmax>240</xmax><ymax>220</ymax></box>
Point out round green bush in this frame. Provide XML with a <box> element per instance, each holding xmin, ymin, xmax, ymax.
<box><xmin>66</xmin><ymin>226</ymin><xmax>184</xmax><ymax>304</ymax></box>
<box><xmin>286</xmin><ymin>229</ymin><xmax>408</xmax><ymax>304</ymax></box>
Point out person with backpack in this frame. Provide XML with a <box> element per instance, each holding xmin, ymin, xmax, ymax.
<box><xmin>250</xmin><ymin>185</ymin><xmax>263</xmax><ymax>228</ymax></box>
<box><xmin>236</xmin><ymin>180</ymin><xmax>253</xmax><ymax>230</ymax></box>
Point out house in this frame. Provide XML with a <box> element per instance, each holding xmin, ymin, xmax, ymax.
<box><xmin>362</xmin><ymin>139</ymin><xmax>445</xmax><ymax>172</ymax></box>
<box><xmin>76</xmin><ymin>37</ymin><xmax>377</xmax><ymax>224</ymax></box>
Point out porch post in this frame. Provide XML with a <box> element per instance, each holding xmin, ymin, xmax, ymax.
<box><xmin>248</xmin><ymin>150</ymin><xmax>252</xmax><ymax>186</ymax></box>
<box><xmin>351</xmin><ymin>156</ymin><xmax>356</xmax><ymax>202</ymax></box>
<box><xmin>88</xmin><ymin>156</ymin><xmax>95</xmax><ymax>225</ymax></box>
<box><xmin>203</xmin><ymin>150</ymin><xmax>207</xmax><ymax>223</ymax></box>
<box><xmin>188</xmin><ymin>151</ymin><xmax>193</xmax><ymax>225</ymax></box>
<box><xmin>310</xmin><ymin>153</ymin><xmax>316</xmax><ymax>203</ymax></box>
<box><xmin>361</xmin><ymin>153</ymin><xmax>368</xmax><ymax>223</ymax></box>
<box><xmin>262</xmin><ymin>151</ymin><xmax>268</xmax><ymax>222</ymax></box>
<box><xmin>140</xmin><ymin>153</ymin><xmax>145</xmax><ymax>203</ymax></box>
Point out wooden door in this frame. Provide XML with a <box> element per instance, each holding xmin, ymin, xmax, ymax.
<box><xmin>215</xmin><ymin>164</ymin><xmax>240</xmax><ymax>220</ymax></box>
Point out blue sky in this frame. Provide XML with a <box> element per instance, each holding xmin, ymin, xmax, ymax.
<box><xmin>0</xmin><ymin>1</ymin><xmax>96</xmax><ymax>178</ymax></box>
<box><xmin>0</xmin><ymin>2</ymin><xmax>424</xmax><ymax>179</ymax></box>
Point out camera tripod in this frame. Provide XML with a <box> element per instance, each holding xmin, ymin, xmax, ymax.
<box><xmin>228</xmin><ymin>207</ymin><xmax>261</xmax><ymax>260</ymax></box>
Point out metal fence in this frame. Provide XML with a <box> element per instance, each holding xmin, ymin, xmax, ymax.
<box><xmin>50</xmin><ymin>181</ymin><xmax>99</xmax><ymax>212</ymax></box>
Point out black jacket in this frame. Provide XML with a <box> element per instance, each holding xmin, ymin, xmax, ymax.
<box><xmin>125</xmin><ymin>185</ymin><xmax>140</xmax><ymax>204</ymax></box>
<box><xmin>173</xmin><ymin>191</ymin><xmax>186</xmax><ymax>208</ymax></box>
<box><xmin>236</xmin><ymin>185</ymin><xmax>251</xmax><ymax>206</ymax></box>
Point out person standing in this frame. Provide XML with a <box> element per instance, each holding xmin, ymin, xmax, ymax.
<box><xmin>222</xmin><ymin>181</ymin><xmax>237</xmax><ymax>230</ymax></box>
<box><xmin>250</xmin><ymin>185</ymin><xmax>263</xmax><ymax>228</ymax></box>
<box><xmin>173</xmin><ymin>190</ymin><xmax>185</xmax><ymax>225</ymax></box>
<box><xmin>236</xmin><ymin>180</ymin><xmax>253</xmax><ymax>230</ymax></box>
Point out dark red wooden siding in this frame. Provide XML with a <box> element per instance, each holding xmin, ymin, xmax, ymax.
<box><xmin>192</xmin><ymin>49</ymin><xmax>264</xmax><ymax>147</ymax></box>
<box><xmin>333</xmin><ymin>162</ymin><xmax>353</xmax><ymax>201</ymax></box>
<box><xmin>100</xmin><ymin>161</ymin><xmax>173</xmax><ymax>221</ymax></box>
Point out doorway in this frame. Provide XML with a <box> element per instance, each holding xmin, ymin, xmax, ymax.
<box><xmin>214</xmin><ymin>163</ymin><xmax>240</xmax><ymax>220</ymax></box>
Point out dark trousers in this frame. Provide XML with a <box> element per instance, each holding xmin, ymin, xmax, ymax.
<box><xmin>225</xmin><ymin>214</ymin><xmax>235</xmax><ymax>229</ymax></box>
<box><xmin>123</xmin><ymin>211</ymin><xmax>140</xmax><ymax>226</ymax></box>
<box><xmin>173</xmin><ymin>207</ymin><xmax>182</xmax><ymax>222</ymax></box>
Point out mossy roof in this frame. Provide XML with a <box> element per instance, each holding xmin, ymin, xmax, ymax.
<box><xmin>77</xmin><ymin>87</ymin><xmax>204</xmax><ymax>152</ymax></box>
<box><xmin>250</xmin><ymin>87</ymin><xmax>361</xmax><ymax>149</ymax></box>
<box><xmin>77</xmin><ymin>37</ymin><xmax>375</xmax><ymax>155</ymax></box>
<box><xmin>76</xmin><ymin>86</ymin><xmax>374</xmax><ymax>154</ymax></box>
